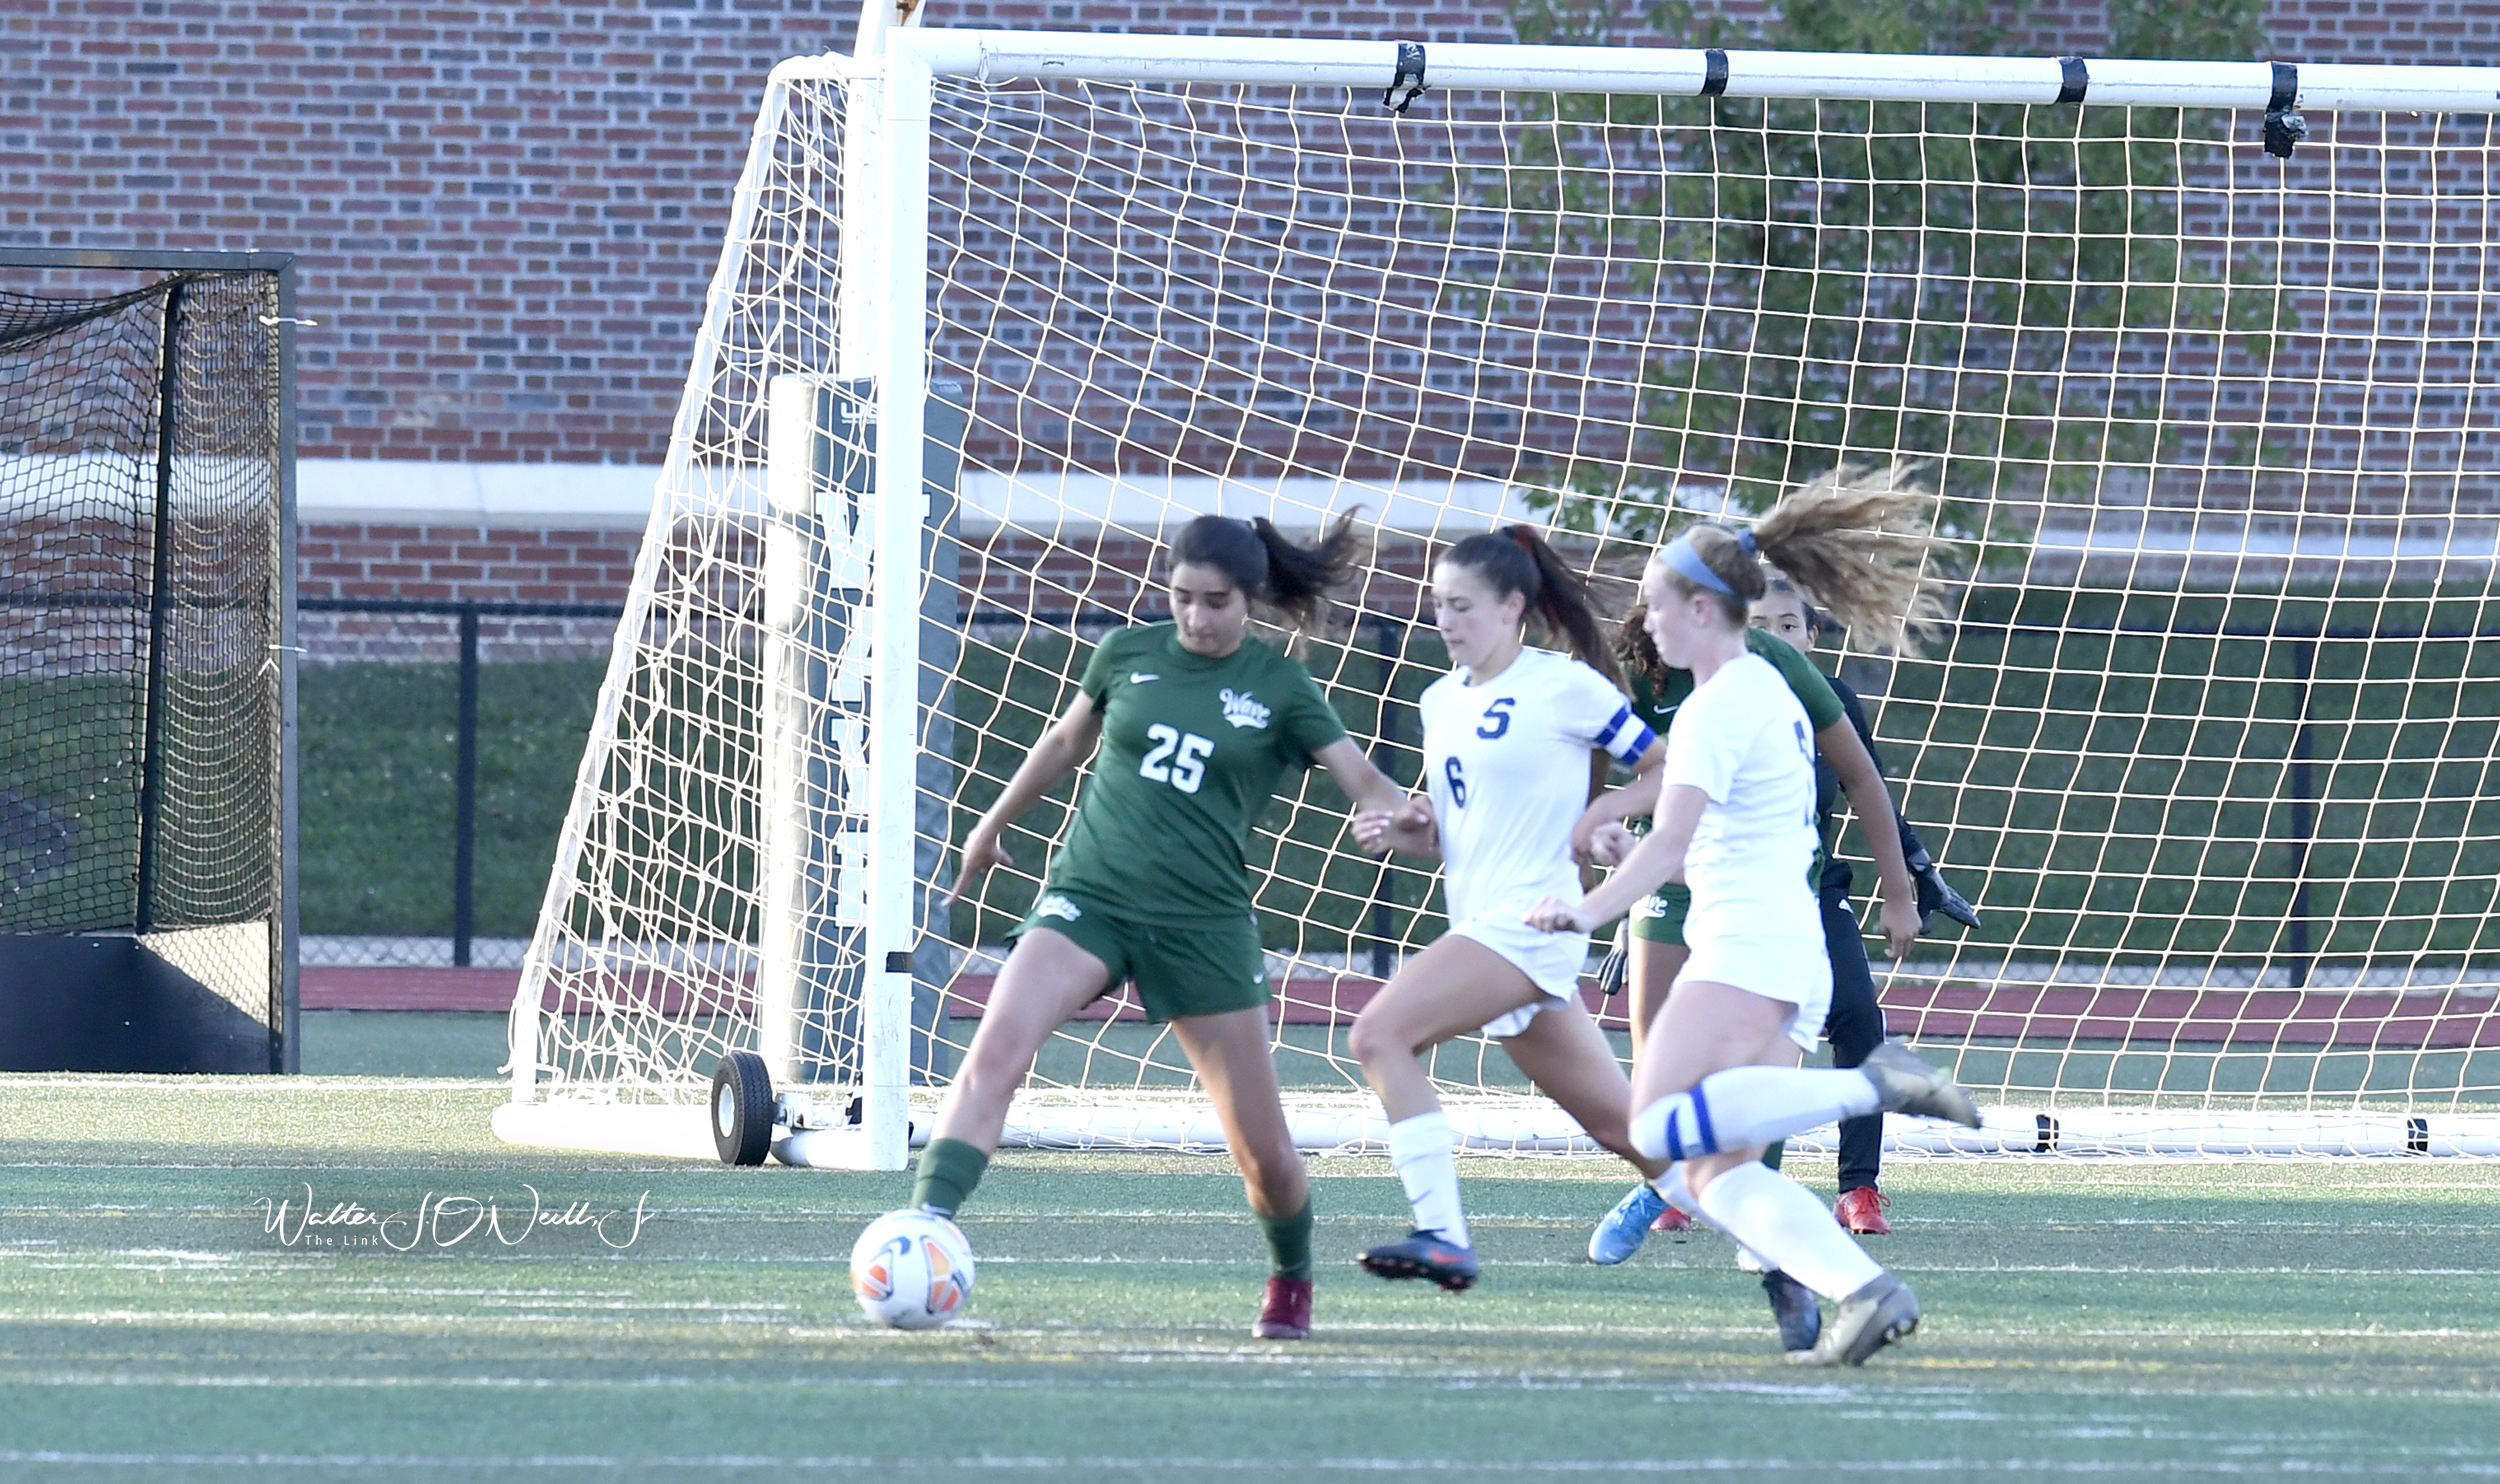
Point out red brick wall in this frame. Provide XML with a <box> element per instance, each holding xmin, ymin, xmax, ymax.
<box><xmin>22</xmin><ymin>0</ymin><xmax>2462</xmax><ymax>476</ymax></box>
<box><xmin>4</xmin><ymin>0</ymin><xmax>858</xmax><ymax>463</ymax></box>
<box><xmin>14</xmin><ymin>0</ymin><xmax>2498</xmax><ymax>620</ymax></box>
<box><xmin>296</xmin><ymin>522</ymin><xmax>640</xmax><ymax>605</ymax></box>
<box><xmin>295</xmin><ymin>520</ymin><xmax>641</xmax><ymax>659</ymax></box>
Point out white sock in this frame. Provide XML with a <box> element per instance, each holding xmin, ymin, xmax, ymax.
<box><xmin>1694</xmin><ymin>1160</ymin><xmax>1883</xmax><ymax>1301</ymax></box>
<box><xmin>1631</xmin><ymin>1066</ymin><xmax>1884</xmax><ymax>1162</ymax></box>
<box><xmin>1655</xmin><ymin>1163</ymin><xmax>1700</xmax><ymax>1218</ymax></box>
<box><xmin>1387</xmin><ymin>1111</ymin><xmax>1469</xmax><ymax>1248</ymax></box>
<box><xmin>1662</xmin><ymin>1164</ymin><xmax>1774</xmax><ymax>1271</ymax></box>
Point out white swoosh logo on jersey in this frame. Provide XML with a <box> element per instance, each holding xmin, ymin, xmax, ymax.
<box><xmin>1129</xmin><ymin>672</ymin><xmax>1158</xmax><ymax>683</ymax></box>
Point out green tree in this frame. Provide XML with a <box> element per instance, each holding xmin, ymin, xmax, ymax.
<box><xmin>1494</xmin><ymin>0</ymin><xmax>2275</xmax><ymax>565</ymax></box>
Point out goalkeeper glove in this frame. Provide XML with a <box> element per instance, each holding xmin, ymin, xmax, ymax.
<box><xmin>1907</xmin><ymin>845</ymin><xmax>1980</xmax><ymax>932</ymax></box>
<box><xmin>1595</xmin><ymin>944</ymin><xmax>1628</xmax><ymax>999</ymax></box>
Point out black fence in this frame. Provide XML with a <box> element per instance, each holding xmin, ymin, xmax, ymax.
<box><xmin>296</xmin><ymin>598</ymin><xmax>621</xmax><ymax>968</ymax></box>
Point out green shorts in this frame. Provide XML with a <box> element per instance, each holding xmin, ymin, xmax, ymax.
<box><xmin>1628</xmin><ymin>882</ymin><xmax>1691</xmax><ymax>945</ymax></box>
<box><xmin>1014</xmin><ymin>888</ymin><xmax>1270</xmax><ymax>1022</ymax></box>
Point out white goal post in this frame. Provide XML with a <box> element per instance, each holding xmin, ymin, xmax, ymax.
<box><xmin>496</xmin><ymin>27</ymin><xmax>2500</xmax><ymax>1168</ymax></box>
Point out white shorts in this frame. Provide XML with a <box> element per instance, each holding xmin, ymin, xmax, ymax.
<box><xmin>1678</xmin><ymin>928</ymin><xmax>1833</xmax><ymax>1053</ymax></box>
<box><xmin>1450</xmin><ymin>918</ymin><xmax>1589</xmax><ymax>1039</ymax></box>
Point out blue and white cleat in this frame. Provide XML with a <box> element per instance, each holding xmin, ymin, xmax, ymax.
<box><xmin>1588</xmin><ymin>1182</ymin><xmax>1668</xmax><ymax>1265</ymax></box>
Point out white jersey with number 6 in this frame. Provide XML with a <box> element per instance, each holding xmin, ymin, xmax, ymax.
<box><xmin>1419</xmin><ymin>648</ymin><xmax>1656</xmax><ymax>926</ymax></box>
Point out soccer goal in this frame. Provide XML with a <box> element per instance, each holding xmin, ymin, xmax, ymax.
<box><xmin>494</xmin><ymin>28</ymin><xmax>2500</xmax><ymax>1167</ymax></box>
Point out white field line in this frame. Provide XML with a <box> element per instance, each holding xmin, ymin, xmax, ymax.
<box><xmin>0</xmin><ymin>1450</ymin><xmax>2492</xmax><ymax>1475</ymax></box>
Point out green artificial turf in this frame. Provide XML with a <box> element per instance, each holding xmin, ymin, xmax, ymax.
<box><xmin>3</xmin><ymin>1075</ymin><xmax>2496</xmax><ymax>1481</ymax></box>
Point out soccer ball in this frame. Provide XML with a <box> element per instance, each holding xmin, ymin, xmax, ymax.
<box><xmin>849</xmin><ymin>1209</ymin><xmax>975</xmax><ymax>1329</ymax></box>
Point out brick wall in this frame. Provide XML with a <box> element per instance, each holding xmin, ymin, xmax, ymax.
<box><xmin>10</xmin><ymin>0</ymin><xmax>2497</xmax><ymax>624</ymax></box>
<box><xmin>3</xmin><ymin>0</ymin><xmax>858</xmax><ymax>463</ymax></box>
<box><xmin>20</xmin><ymin>0</ymin><xmax>2473</xmax><ymax>476</ymax></box>
<box><xmin>295</xmin><ymin>520</ymin><xmax>641</xmax><ymax>659</ymax></box>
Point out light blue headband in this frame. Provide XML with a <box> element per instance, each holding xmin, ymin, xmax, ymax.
<box><xmin>1660</xmin><ymin>527</ymin><xmax>1758</xmax><ymax>596</ymax></box>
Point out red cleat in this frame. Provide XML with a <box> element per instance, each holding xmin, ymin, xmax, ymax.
<box><xmin>1253</xmin><ymin>1274</ymin><xmax>1312</xmax><ymax>1339</ymax></box>
<box><xmin>1835</xmin><ymin>1185</ymin><xmax>1892</xmax><ymax>1235</ymax></box>
<box><xmin>1650</xmin><ymin>1205</ymin><xmax>1693</xmax><ymax>1233</ymax></box>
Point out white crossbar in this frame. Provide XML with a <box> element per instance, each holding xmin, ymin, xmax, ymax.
<box><xmin>896</xmin><ymin>29</ymin><xmax>2500</xmax><ymax>113</ymax></box>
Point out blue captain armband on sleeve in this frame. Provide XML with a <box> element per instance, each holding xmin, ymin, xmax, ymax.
<box><xmin>1594</xmin><ymin>704</ymin><xmax>1657</xmax><ymax>765</ymax></box>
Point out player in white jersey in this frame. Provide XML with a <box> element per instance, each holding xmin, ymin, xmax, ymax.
<box><xmin>1528</xmin><ymin>468</ymin><xmax>1984</xmax><ymax>1366</ymax></box>
<box><xmin>1346</xmin><ymin>527</ymin><xmax>1667</xmax><ymax>1290</ymax></box>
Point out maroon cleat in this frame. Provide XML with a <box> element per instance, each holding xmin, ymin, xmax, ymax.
<box><xmin>1834</xmin><ymin>1185</ymin><xmax>1892</xmax><ymax>1236</ymax></box>
<box><xmin>1651</xmin><ymin>1205</ymin><xmax>1693</xmax><ymax>1233</ymax></box>
<box><xmin>1253</xmin><ymin>1274</ymin><xmax>1313</xmax><ymax>1339</ymax></box>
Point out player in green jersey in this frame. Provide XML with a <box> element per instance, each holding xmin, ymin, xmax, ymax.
<box><xmin>914</xmin><ymin>512</ymin><xmax>1410</xmax><ymax>1341</ymax></box>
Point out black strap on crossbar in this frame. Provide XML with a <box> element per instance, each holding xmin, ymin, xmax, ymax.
<box><xmin>1384</xmin><ymin>41</ymin><xmax>1427</xmax><ymax>114</ymax></box>
<box><xmin>1701</xmin><ymin>48</ymin><xmax>1730</xmax><ymax>97</ymax></box>
<box><xmin>2056</xmin><ymin>56</ymin><xmax>2089</xmax><ymax>105</ymax></box>
<box><xmin>2263</xmin><ymin>60</ymin><xmax>2307</xmax><ymax>157</ymax></box>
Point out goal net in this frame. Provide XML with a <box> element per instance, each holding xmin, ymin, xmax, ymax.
<box><xmin>0</xmin><ymin>258</ymin><xmax>294</xmax><ymax>1072</ymax></box>
<box><xmin>499</xmin><ymin>35</ymin><xmax>2500</xmax><ymax>1164</ymax></box>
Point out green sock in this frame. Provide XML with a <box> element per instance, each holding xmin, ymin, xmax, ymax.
<box><xmin>1256</xmin><ymin>1200</ymin><xmax>1315</xmax><ymax>1281</ymax></box>
<box><xmin>911</xmin><ymin>1136</ymin><xmax>990</xmax><ymax>1217</ymax></box>
<box><xmin>1762</xmin><ymin>1139</ymin><xmax>1786</xmax><ymax>1172</ymax></box>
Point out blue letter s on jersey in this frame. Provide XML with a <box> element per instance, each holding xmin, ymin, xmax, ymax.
<box><xmin>1477</xmin><ymin>697</ymin><xmax>1515</xmax><ymax>739</ymax></box>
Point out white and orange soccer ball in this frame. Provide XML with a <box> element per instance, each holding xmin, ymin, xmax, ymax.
<box><xmin>849</xmin><ymin>1209</ymin><xmax>976</xmax><ymax>1329</ymax></box>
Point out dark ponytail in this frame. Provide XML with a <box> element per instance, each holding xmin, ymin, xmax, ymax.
<box><xmin>1170</xmin><ymin>509</ymin><xmax>1360</xmax><ymax>635</ymax></box>
<box><xmin>1615</xmin><ymin>601</ymin><xmax>1668</xmax><ymax>688</ymax></box>
<box><xmin>1442</xmin><ymin>525</ymin><xmax>1619</xmax><ymax>686</ymax></box>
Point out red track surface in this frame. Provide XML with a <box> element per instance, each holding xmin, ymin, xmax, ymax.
<box><xmin>303</xmin><ymin>967</ymin><xmax>2500</xmax><ymax>1048</ymax></box>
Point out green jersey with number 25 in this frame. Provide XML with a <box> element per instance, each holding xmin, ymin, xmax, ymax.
<box><xmin>1044</xmin><ymin>623</ymin><xmax>1350</xmax><ymax>924</ymax></box>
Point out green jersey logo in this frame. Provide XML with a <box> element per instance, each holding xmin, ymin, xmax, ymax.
<box><xmin>1219</xmin><ymin>687</ymin><xmax>1271</xmax><ymax>730</ymax></box>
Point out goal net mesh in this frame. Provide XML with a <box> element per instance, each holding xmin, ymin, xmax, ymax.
<box><xmin>515</xmin><ymin>59</ymin><xmax>2500</xmax><ymax>1157</ymax></box>
<box><xmin>0</xmin><ymin>268</ymin><xmax>288</xmax><ymax>1037</ymax></box>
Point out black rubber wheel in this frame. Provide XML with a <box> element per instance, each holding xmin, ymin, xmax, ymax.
<box><xmin>710</xmin><ymin>1050</ymin><xmax>774</xmax><ymax>1166</ymax></box>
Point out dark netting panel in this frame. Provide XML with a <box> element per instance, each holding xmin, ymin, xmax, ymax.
<box><xmin>0</xmin><ymin>271</ymin><xmax>283</xmax><ymax>973</ymax></box>
<box><xmin>140</xmin><ymin>274</ymin><xmax>284</xmax><ymax>933</ymax></box>
<box><xmin>0</xmin><ymin>282</ymin><xmax>164</xmax><ymax>931</ymax></box>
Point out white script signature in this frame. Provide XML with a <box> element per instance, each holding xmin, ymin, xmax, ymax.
<box><xmin>250</xmin><ymin>1184</ymin><xmax>653</xmax><ymax>1250</ymax></box>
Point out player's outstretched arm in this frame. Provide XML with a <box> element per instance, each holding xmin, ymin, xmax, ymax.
<box><xmin>1570</xmin><ymin>736</ymin><xmax>1665</xmax><ymax>862</ymax></box>
<box><xmin>1831</xmin><ymin>677</ymin><xmax>1979</xmax><ymax>933</ymax></box>
<box><xmin>1527</xmin><ymin>783</ymin><xmax>1705</xmax><ymax>933</ymax></box>
<box><xmin>1313</xmin><ymin>738</ymin><xmax>1433</xmax><ymax>857</ymax></box>
<box><xmin>1350</xmin><ymin>792</ymin><xmax>1437</xmax><ymax>858</ymax></box>
<box><xmin>1813</xmin><ymin>715</ymin><xmax>1919</xmax><ymax>960</ymax></box>
<box><xmin>947</xmin><ymin>690</ymin><xmax>1104</xmax><ymax>907</ymax></box>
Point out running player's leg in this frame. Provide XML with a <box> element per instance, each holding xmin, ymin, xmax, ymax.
<box><xmin>1819</xmin><ymin>890</ymin><xmax>1890</xmax><ymax>1230</ymax></box>
<box><xmin>913</xmin><ymin>928</ymin><xmax>1112</xmax><ymax>1215</ymax></box>
<box><xmin>1625</xmin><ymin>932</ymin><xmax>1687</xmax><ymax>1061</ymax></box>
<box><xmin>1630</xmin><ymin>974</ymin><xmax>1880</xmax><ymax>1309</ymax></box>
<box><xmin>1171</xmin><ymin>1005</ymin><xmax>1317</xmax><ymax>1337</ymax></box>
<box><xmin>1346</xmin><ymin>934</ymin><xmax>1545</xmax><ymax>1283</ymax></box>
<box><xmin>1594</xmin><ymin>934</ymin><xmax>1693</xmax><ymax>1251</ymax></box>
<box><xmin>1500</xmin><ymin>996</ymin><xmax>1661</xmax><ymax>1177</ymax></box>
<box><xmin>1504</xmin><ymin>996</ymin><xmax>1691</xmax><ymax>1265</ymax></box>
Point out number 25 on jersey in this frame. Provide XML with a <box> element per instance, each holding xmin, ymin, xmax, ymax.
<box><xmin>1140</xmin><ymin>724</ymin><xmax>1214</xmax><ymax>794</ymax></box>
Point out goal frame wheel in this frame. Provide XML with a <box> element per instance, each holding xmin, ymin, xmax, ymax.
<box><xmin>711</xmin><ymin>1050</ymin><xmax>776</xmax><ymax>1166</ymax></box>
